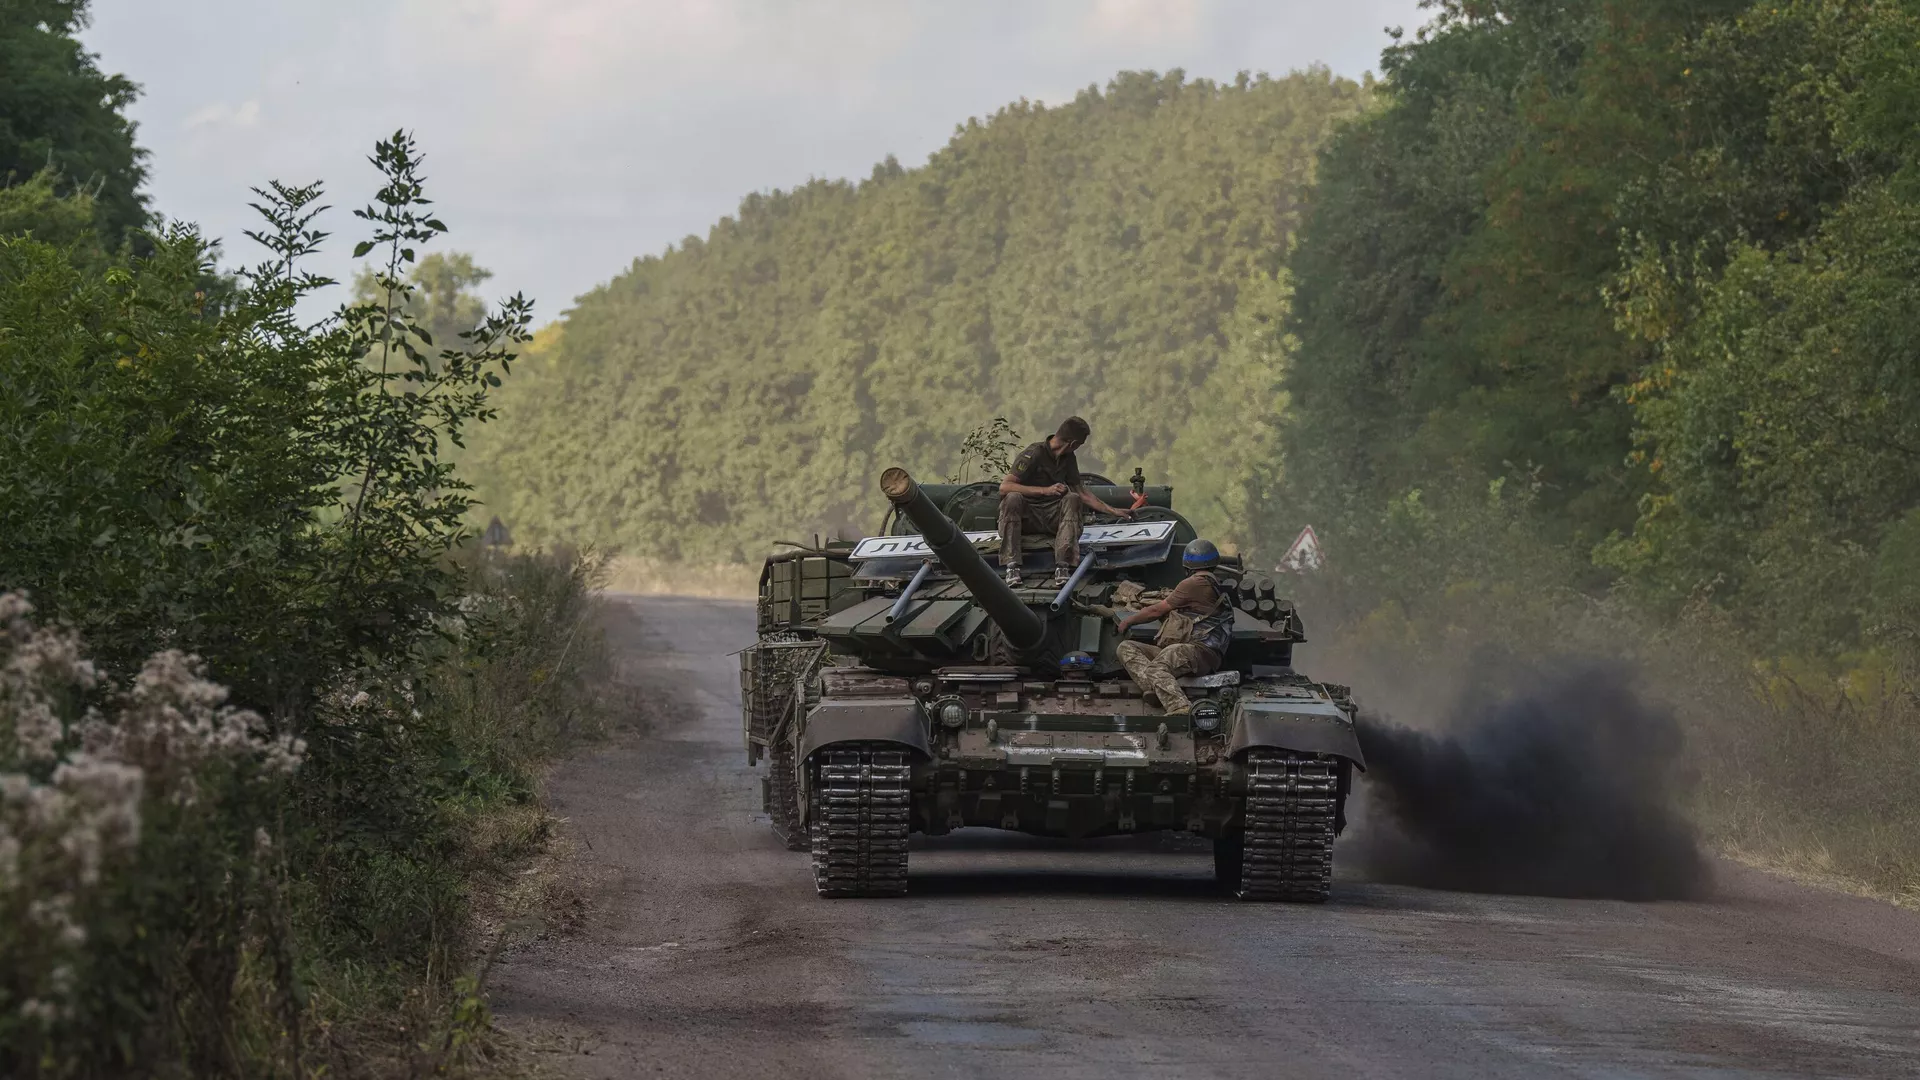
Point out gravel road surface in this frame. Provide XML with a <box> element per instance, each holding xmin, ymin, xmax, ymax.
<box><xmin>491</xmin><ymin>595</ymin><xmax>1920</xmax><ymax>1079</ymax></box>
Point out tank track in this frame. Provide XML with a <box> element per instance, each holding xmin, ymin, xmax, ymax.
<box><xmin>809</xmin><ymin>744</ymin><xmax>911</xmax><ymax>898</ymax></box>
<box><xmin>767</xmin><ymin>740</ymin><xmax>808</xmax><ymax>851</ymax></box>
<box><xmin>1229</xmin><ymin>750</ymin><xmax>1338</xmax><ymax>902</ymax></box>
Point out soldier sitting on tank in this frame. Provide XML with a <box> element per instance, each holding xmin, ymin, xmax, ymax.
<box><xmin>1112</xmin><ymin>539</ymin><xmax>1235</xmax><ymax>716</ymax></box>
<box><xmin>997</xmin><ymin>416</ymin><xmax>1132</xmax><ymax>587</ymax></box>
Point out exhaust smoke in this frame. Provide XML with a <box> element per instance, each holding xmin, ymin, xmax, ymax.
<box><xmin>1352</xmin><ymin>663</ymin><xmax>1710</xmax><ymax>901</ymax></box>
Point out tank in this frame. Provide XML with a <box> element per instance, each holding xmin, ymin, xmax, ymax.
<box><xmin>739</xmin><ymin>466</ymin><xmax>1365</xmax><ymax>901</ymax></box>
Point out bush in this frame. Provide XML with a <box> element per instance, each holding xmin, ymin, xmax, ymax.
<box><xmin>0</xmin><ymin>133</ymin><xmax>600</xmax><ymax>1077</ymax></box>
<box><xmin>0</xmin><ymin>593</ymin><xmax>303</xmax><ymax>1075</ymax></box>
<box><xmin>289</xmin><ymin>548</ymin><xmax>614</xmax><ymax>1078</ymax></box>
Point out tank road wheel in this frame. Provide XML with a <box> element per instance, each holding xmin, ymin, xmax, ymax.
<box><xmin>809</xmin><ymin>743</ymin><xmax>912</xmax><ymax>898</ymax></box>
<box><xmin>1220</xmin><ymin>750</ymin><xmax>1338</xmax><ymax>902</ymax></box>
<box><xmin>768</xmin><ymin>740</ymin><xmax>808</xmax><ymax>852</ymax></box>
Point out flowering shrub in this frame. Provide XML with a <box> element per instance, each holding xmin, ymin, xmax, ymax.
<box><xmin>0</xmin><ymin>592</ymin><xmax>306</xmax><ymax>1072</ymax></box>
<box><xmin>1</xmin><ymin>134</ymin><xmax>562</xmax><ymax>1077</ymax></box>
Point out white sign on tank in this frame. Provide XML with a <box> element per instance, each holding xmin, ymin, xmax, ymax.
<box><xmin>849</xmin><ymin>519</ymin><xmax>1176</xmax><ymax>561</ymax></box>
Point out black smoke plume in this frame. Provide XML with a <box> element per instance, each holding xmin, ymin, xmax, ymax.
<box><xmin>1352</xmin><ymin>663</ymin><xmax>1710</xmax><ymax>900</ymax></box>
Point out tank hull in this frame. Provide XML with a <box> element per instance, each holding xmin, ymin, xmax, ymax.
<box><xmin>751</xmin><ymin>659</ymin><xmax>1358</xmax><ymax>901</ymax></box>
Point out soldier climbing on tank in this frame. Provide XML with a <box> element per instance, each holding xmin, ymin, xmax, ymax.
<box><xmin>1112</xmin><ymin>539</ymin><xmax>1234</xmax><ymax>716</ymax></box>
<box><xmin>997</xmin><ymin>416</ymin><xmax>1132</xmax><ymax>587</ymax></box>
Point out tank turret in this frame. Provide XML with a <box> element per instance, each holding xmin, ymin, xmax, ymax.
<box><xmin>878</xmin><ymin>466</ymin><xmax>1045</xmax><ymax>652</ymax></box>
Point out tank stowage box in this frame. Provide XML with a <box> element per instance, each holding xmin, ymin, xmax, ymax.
<box><xmin>739</xmin><ymin>468</ymin><xmax>1365</xmax><ymax>900</ymax></box>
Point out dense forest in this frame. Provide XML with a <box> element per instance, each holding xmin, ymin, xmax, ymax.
<box><xmin>1271</xmin><ymin>0</ymin><xmax>1920</xmax><ymax>897</ymax></box>
<box><xmin>1279</xmin><ymin>0</ymin><xmax>1920</xmax><ymax>659</ymax></box>
<box><xmin>468</xmin><ymin>69</ymin><xmax>1369</xmax><ymax>558</ymax></box>
<box><xmin>474</xmin><ymin>0</ymin><xmax>1920</xmax><ymax>663</ymax></box>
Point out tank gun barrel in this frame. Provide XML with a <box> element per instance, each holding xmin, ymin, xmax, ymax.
<box><xmin>880</xmin><ymin>467</ymin><xmax>1046</xmax><ymax>652</ymax></box>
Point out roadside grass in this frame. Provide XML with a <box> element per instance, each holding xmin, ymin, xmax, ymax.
<box><xmin>1684</xmin><ymin>669</ymin><xmax>1920</xmax><ymax>911</ymax></box>
<box><xmin>273</xmin><ymin>548</ymin><xmax>619</xmax><ymax>1079</ymax></box>
<box><xmin>368</xmin><ymin>547</ymin><xmax>621</xmax><ymax>1078</ymax></box>
<box><xmin>603</xmin><ymin>555</ymin><xmax>758</xmax><ymax>599</ymax></box>
<box><xmin>1292</xmin><ymin>554</ymin><xmax>1920</xmax><ymax>913</ymax></box>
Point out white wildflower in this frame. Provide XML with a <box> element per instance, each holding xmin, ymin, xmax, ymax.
<box><xmin>50</xmin><ymin>755</ymin><xmax>143</xmax><ymax>883</ymax></box>
<box><xmin>350</xmin><ymin>690</ymin><xmax>371</xmax><ymax>708</ymax></box>
<box><xmin>11</xmin><ymin>700</ymin><xmax>63</xmax><ymax>763</ymax></box>
<box><xmin>0</xmin><ymin>590</ymin><xmax>306</xmax><ymax>1009</ymax></box>
<box><xmin>28</xmin><ymin>895</ymin><xmax>72</xmax><ymax>929</ymax></box>
<box><xmin>0</xmin><ymin>590</ymin><xmax>33</xmax><ymax>626</ymax></box>
<box><xmin>261</xmin><ymin>734</ymin><xmax>305</xmax><ymax>776</ymax></box>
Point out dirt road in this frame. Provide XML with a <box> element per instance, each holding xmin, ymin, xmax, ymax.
<box><xmin>492</xmin><ymin>595</ymin><xmax>1920</xmax><ymax>1078</ymax></box>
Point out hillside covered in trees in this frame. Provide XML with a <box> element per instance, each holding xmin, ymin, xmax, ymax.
<box><xmin>1268</xmin><ymin>0</ymin><xmax>1920</xmax><ymax>898</ymax></box>
<box><xmin>1276</xmin><ymin>0</ymin><xmax>1920</xmax><ymax>656</ymax></box>
<box><xmin>469</xmin><ymin>69</ymin><xmax>1369</xmax><ymax>559</ymax></box>
<box><xmin>474</xmin><ymin>0</ymin><xmax>1920</xmax><ymax>663</ymax></box>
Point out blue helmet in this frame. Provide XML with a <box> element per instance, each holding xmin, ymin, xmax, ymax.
<box><xmin>1182</xmin><ymin>538</ymin><xmax>1220</xmax><ymax>569</ymax></box>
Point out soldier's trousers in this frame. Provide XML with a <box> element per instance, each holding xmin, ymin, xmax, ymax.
<box><xmin>997</xmin><ymin>491</ymin><xmax>1083</xmax><ymax>570</ymax></box>
<box><xmin>1117</xmin><ymin>640</ymin><xmax>1220</xmax><ymax>714</ymax></box>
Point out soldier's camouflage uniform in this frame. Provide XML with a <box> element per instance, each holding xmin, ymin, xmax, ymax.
<box><xmin>998</xmin><ymin>439</ymin><xmax>1085</xmax><ymax>571</ymax></box>
<box><xmin>1118</xmin><ymin>571</ymin><xmax>1231</xmax><ymax>714</ymax></box>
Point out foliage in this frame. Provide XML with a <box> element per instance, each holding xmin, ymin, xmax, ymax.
<box><xmin>1274</xmin><ymin>0</ymin><xmax>1920</xmax><ymax>900</ymax></box>
<box><xmin>0</xmin><ymin>593</ymin><xmax>304</xmax><ymax>1076</ymax></box>
<box><xmin>1276</xmin><ymin>0</ymin><xmax>1920</xmax><ymax>650</ymax></box>
<box><xmin>948</xmin><ymin>417</ymin><xmax>1022</xmax><ymax>484</ymax></box>
<box><xmin>0</xmin><ymin>168</ymin><xmax>104</xmax><ymax>264</ymax></box>
<box><xmin>290</xmin><ymin>547</ymin><xmax>613</xmax><ymax>1078</ymax></box>
<box><xmin>0</xmin><ymin>1</ymin><xmax>148</xmax><ymax>246</ymax></box>
<box><xmin>351</xmin><ymin>250</ymin><xmax>497</xmax><ymax>368</ymax></box>
<box><xmin>468</xmin><ymin>69</ymin><xmax>1371</xmax><ymax>559</ymax></box>
<box><xmin>0</xmin><ymin>132</ymin><xmax>529</xmax><ymax>719</ymax></box>
<box><xmin>0</xmin><ymin>131</ymin><xmax>573</xmax><ymax>1077</ymax></box>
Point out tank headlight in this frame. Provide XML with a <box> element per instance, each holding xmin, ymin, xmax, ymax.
<box><xmin>937</xmin><ymin>700</ymin><xmax>968</xmax><ymax>729</ymax></box>
<box><xmin>1191</xmin><ymin>701</ymin><xmax>1222</xmax><ymax>734</ymax></box>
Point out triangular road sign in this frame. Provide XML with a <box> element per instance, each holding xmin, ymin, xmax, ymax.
<box><xmin>1279</xmin><ymin>524</ymin><xmax>1322</xmax><ymax>572</ymax></box>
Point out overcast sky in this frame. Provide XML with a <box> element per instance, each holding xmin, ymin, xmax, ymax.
<box><xmin>82</xmin><ymin>1</ymin><xmax>1426</xmax><ymax>321</ymax></box>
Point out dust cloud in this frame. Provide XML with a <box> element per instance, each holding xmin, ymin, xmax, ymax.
<box><xmin>1351</xmin><ymin>662</ymin><xmax>1711</xmax><ymax>901</ymax></box>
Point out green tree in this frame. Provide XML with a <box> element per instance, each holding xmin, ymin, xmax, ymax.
<box><xmin>0</xmin><ymin>0</ymin><xmax>148</xmax><ymax>245</ymax></box>
<box><xmin>0</xmin><ymin>130</ymin><xmax>533</xmax><ymax>1076</ymax></box>
<box><xmin>352</xmin><ymin>249</ymin><xmax>495</xmax><ymax>362</ymax></box>
<box><xmin>471</xmin><ymin>69</ymin><xmax>1369</xmax><ymax>561</ymax></box>
<box><xmin>1275</xmin><ymin>0</ymin><xmax>1920</xmax><ymax>655</ymax></box>
<box><xmin>0</xmin><ymin>166</ymin><xmax>104</xmax><ymax>263</ymax></box>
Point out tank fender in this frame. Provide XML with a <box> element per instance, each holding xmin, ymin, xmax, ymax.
<box><xmin>1228</xmin><ymin>698</ymin><xmax>1366</xmax><ymax>769</ymax></box>
<box><xmin>798</xmin><ymin>697</ymin><xmax>931</xmax><ymax>761</ymax></box>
